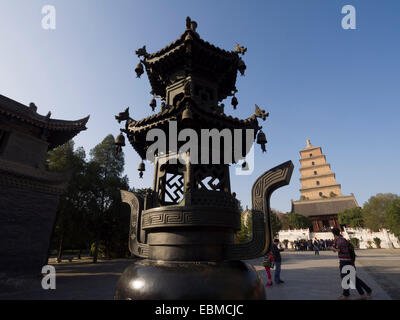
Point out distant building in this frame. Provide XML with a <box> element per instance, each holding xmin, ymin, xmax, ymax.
<box><xmin>291</xmin><ymin>139</ymin><xmax>358</xmax><ymax>232</ymax></box>
<box><xmin>0</xmin><ymin>94</ymin><xmax>88</xmax><ymax>281</ymax></box>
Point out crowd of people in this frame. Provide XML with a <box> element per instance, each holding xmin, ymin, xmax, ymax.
<box><xmin>293</xmin><ymin>239</ymin><xmax>334</xmax><ymax>252</ymax></box>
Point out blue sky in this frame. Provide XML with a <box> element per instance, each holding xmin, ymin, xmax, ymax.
<box><xmin>1</xmin><ymin>0</ymin><xmax>399</xmax><ymax>212</ymax></box>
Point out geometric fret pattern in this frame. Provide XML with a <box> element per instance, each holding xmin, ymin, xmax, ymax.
<box><xmin>198</xmin><ymin>176</ymin><xmax>221</xmax><ymax>191</ymax></box>
<box><xmin>164</xmin><ymin>173</ymin><xmax>184</xmax><ymax>203</ymax></box>
<box><xmin>193</xmin><ymin>165</ymin><xmax>226</xmax><ymax>191</ymax></box>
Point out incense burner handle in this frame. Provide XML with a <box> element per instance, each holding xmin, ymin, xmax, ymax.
<box><xmin>224</xmin><ymin>161</ymin><xmax>293</xmax><ymax>260</ymax></box>
<box><xmin>120</xmin><ymin>190</ymin><xmax>149</xmax><ymax>258</ymax></box>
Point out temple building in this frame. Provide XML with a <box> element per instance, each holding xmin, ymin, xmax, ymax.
<box><xmin>0</xmin><ymin>94</ymin><xmax>88</xmax><ymax>281</ymax></box>
<box><xmin>291</xmin><ymin>139</ymin><xmax>358</xmax><ymax>232</ymax></box>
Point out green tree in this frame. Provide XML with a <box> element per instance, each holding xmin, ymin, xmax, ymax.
<box><xmin>87</xmin><ymin>134</ymin><xmax>129</xmax><ymax>263</ymax></box>
<box><xmin>135</xmin><ymin>188</ymin><xmax>152</xmax><ymax>199</ymax></box>
<box><xmin>270</xmin><ymin>209</ymin><xmax>283</xmax><ymax>238</ymax></box>
<box><xmin>338</xmin><ymin>207</ymin><xmax>364</xmax><ymax>228</ymax></box>
<box><xmin>384</xmin><ymin>198</ymin><xmax>400</xmax><ymax>238</ymax></box>
<box><xmin>277</xmin><ymin>213</ymin><xmax>289</xmax><ymax>230</ymax></box>
<box><xmin>235</xmin><ymin>213</ymin><xmax>250</xmax><ymax>243</ymax></box>
<box><xmin>100</xmin><ymin>199</ymin><xmax>131</xmax><ymax>259</ymax></box>
<box><xmin>363</xmin><ymin>193</ymin><xmax>399</xmax><ymax>231</ymax></box>
<box><xmin>286</xmin><ymin>212</ymin><xmax>311</xmax><ymax>229</ymax></box>
<box><xmin>48</xmin><ymin>140</ymin><xmax>89</xmax><ymax>262</ymax></box>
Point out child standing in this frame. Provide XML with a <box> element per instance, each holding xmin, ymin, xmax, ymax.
<box><xmin>263</xmin><ymin>252</ymin><xmax>275</xmax><ymax>287</ymax></box>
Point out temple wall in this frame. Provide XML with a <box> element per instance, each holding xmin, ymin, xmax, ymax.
<box><xmin>278</xmin><ymin>228</ymin><xmax>400</xmax><ymax>249</ymax></box>
<box><xmin>1</xmin><ymin>131</ymin><xmax>48</xmax><ymax>169</ymax></box>
<box><xmin>278</xmin><ymin>229</ymin><xmax>311</xmax><ymax>243</ymax></box>
<box><xmin>0</xmin><ymin>184</ymin><xmax>59</xmax><ymax>278</ymax></box>
<box><xmin>343</xmin><ymin>227</ymin><xmax>400</xmax><ymax>249</ymax></box>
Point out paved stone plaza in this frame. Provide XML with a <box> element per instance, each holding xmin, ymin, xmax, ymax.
<box><xmin>252</xmin><ymin>249</ymin><xmax>399</xmax><ymax>300</ymax></box>
<box><xmin>0</xmin><ymin>249</ymin><xmax>399</xmax><ymax>300</ymax></box>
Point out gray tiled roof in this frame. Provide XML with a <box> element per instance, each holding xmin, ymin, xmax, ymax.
<box><xmin>292</xmin><ymin>196</ymin><xmax>358</xmax><ymax>217</ymax></box>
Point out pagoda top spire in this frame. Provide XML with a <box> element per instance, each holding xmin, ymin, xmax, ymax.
<box><xmin>133</xmin><ymin>16</ymin><xmax>247</xmax><ymax>103</ymax></box>
<box><xmin>302</xmin><ymin>138</ymin><xmax>318</xmax><ymax>151</ymax></box>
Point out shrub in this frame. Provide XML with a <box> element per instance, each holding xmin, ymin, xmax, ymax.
<box><xmin>90</xmin><ymin>242</ymin><xmax>106</xmax><ymax>258</ymax></box>
<box><xmin>373</xmin><ymin>237</ymin><xmax>381</xmax><ymax>248</ymax></box>
<box><xmin>350</xmin><ymin>237</ymin><xmax>360</xmax><ymax>249</ymax></box>
<box><xmin>367</xmin><ymin>240</ymin><xmax>373</xmax><ymax>249</ymax></box>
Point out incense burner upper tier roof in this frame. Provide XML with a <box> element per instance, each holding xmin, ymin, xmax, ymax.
<box><xmin>137</xmin><ymin>17</ymin><xmax>246</xmax><ymax>102</ymax></box>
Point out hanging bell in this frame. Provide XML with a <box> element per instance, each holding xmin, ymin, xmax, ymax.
<box><xmin>138</xmin><ymin>161</ymin><xmax>145</xmax><ymax>179</ymax></box>
<box><xmin>256</xmin><ymin>130</ymin><xmax>267</xmax><ymax>153</ymax></box>
<box><xmin>115</xmin><ymin>133</ymin><xmax>125</xmax><ymax>153</ymax></box>
<box><xmin>237</xmin><ymin>59</ymin><xmax>246</xmax><ymax>76</ymax></box>
<box><xmin>150</xmin><ymin>98</ymin><xmax>157</xmax><ymax>112</ymax></box>
<box><xmin>181</xmin><ymin>105</ymin><xmax>193</xmax><ymax>124</ymax></box>
<box><xmin>135</xmin><ymin>62</ymin><xmax>144</xmax><ymax>78</ymax></box>
<box><xmin>231</xmin><ymin>96</ymin><xmax>238</xmax><ymax>110</ymax></box>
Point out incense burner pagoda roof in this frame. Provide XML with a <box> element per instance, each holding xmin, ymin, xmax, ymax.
<box><xmin>139</xmin><ymin>19</ymin><xmax>244</xmax><ymax>102</ymax></box>
<box><xmin>129</xmin><ymin>102</ymin><xmax>260</xmax><ymax>133</ymax></box>
<box><xmin>125</xmin><ymin>100</ymin><xmax>262</xmax><ymax>159</ymax></box>
<box><xmin>0</xmin><ymin>94</ymin><xmax>89</xmax><ymax>149</ymax></box>
<box><xmin>145</xmin><ymin>28</ymin><xmax>237</xmax><ymax>61</ymax></box>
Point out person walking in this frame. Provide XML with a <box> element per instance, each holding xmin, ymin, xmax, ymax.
<box><xmin>263</xmin><ymin>252</ymin><xmax>274</xmax><ymax>287</ymax></box>
<box><xmin>330</xmin><ymin>228</ymin><xmax>372</xmax><ymax>300</ymax></box>
<box><xmin>314</xmin><ymin>239</ymin><xmax>320</xmax><ymax>256</ymax></box>
<box><xmin>272</xmin><ymin>239</ymin><xmax>285</xmax><ymax>284</ymax></box>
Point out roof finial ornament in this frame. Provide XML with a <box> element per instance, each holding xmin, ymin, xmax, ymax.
<box><xmin>186</xmin><ymin>16</ymin><xmax>198</xmax><ymax>32</ymax></box>
<box><xmin>306</xmin><ymin>139</ymin><xmax>312</xmax><ymax>148</ymax></box>
<box><xmin>254</xmin><ymin>104</ymin><xmax>269</xmax><ymax>121</ymax></box>
<box><xmin>115</xmin><ymin>107</ymin><xmax>130</xmax><ymax>123</ymax></box>
<box><xmin>135</xmin><ymin>45</ymin><xmax>148</xmax><ymax>59</ymax></box>
<box><xmin>186</xmin><ymin>16</ymin><xmax>191</xmax><ymax>30</ymax></box>
<box><xmin>235</xmin><ymin>43</ymin><xmax>247</xmax><ymax>55</ymax></box>
<box><xmin>29</xmin><ymin>102</ymin><xmax>37</xmax><ymax>113</ymax></box>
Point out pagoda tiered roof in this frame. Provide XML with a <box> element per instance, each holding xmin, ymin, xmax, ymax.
<box><xmin>125</xmin><ymin>101</ymin><xmax>264</xmax><ymax>160</ymax></box>
<box><xmin>291</xmin><ymin>195</ymin><xmax>359</xmax><ymax>217</ymax></box>
<box><xmin>0</xmin><ymin>94</ymin><xmax>89</xmax><ymax>149</ymax></box>
<box><xmin>119</xmin><ymin>17</ymin><xmax>269</xmax><ymax>161</ymax></box>
<box><xmin>139</xmin><ymin>17</ymin><xmax>245</xmax><ymax>102</ymax></box>
<box><xmin>128</xmin><ymin>102</ymin><xmax>260</xmax><ymax>133</ymax></box>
